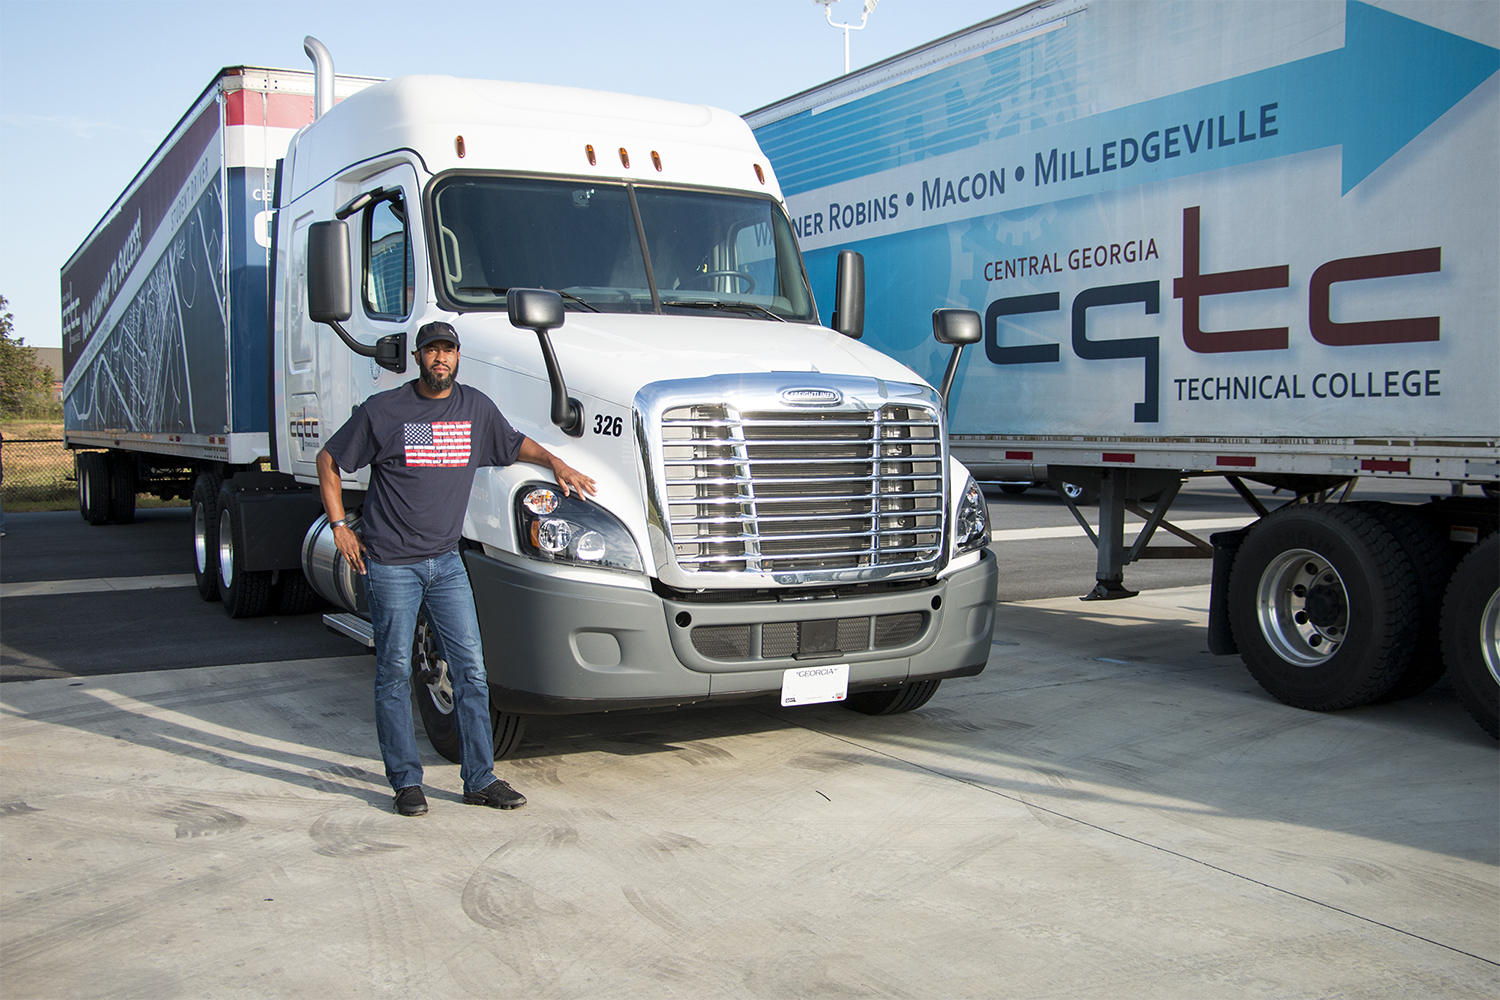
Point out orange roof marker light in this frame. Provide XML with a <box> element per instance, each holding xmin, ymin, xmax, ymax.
<box><xmin>455</xmin><ymin>135</ymin><xmax>466</xmax><ymax>158</ymax></box>
<box><xmin>585</xmin><ymin>144</ymin><xmax>597</xmax><ymax>165</ymax></box>
<box><xmin>651</xmin><ymin>150</ymin><xmax>663</xmax><ymax>171</ymax></box>
<box><xmin>754</xmin><ymin>163</ymin><xmax>765</xmax><ymax>184</ymax></box>
<box><xmin>619</xmin><ymin>147</ymin><xmax>631</xmax><ymax>168</ymax></box>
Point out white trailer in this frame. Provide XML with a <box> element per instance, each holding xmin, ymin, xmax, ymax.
<box><xmin>747</xmin><ymin>0</ymin><xmax>1499</xmax><ymax>734</ymax></box>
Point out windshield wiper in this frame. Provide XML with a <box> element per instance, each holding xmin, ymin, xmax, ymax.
<box><xmin>454</xmin><ymin>286</ymin><xmax>600</xmax><ymax>312</ymax></box>
<box><xmin>661</xmin><ymin>299</ymin><xmax>786</xmax><ymax>322</ymax></box>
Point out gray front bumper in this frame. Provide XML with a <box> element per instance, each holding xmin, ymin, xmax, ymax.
<box><xmin>466</xmin><ymin>549</ymin><xmax>998</xmax><ymax>714</ymax></box>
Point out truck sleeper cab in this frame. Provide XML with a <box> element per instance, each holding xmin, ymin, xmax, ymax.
<box><xmin>261</xmin><ymin>70</ymin><xmax>997</xmax><ymax>757</ymax></box>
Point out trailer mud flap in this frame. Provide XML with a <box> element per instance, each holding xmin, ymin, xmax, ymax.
<box><xmin>1208</xmin><ymin>527</ymin><xmax>1251</xmax><ymax>655</ymax></box>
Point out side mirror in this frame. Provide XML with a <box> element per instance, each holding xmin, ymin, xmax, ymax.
<box><xmin>831</xmin><ymin>249</ymin><xmax>864</xmax><ymax>339</ymax></box>
<box><xmin>507</xmin><ymin>288</ymin><xmax>583</xmax><ymax>437</ymax></box>
<box><xmin>932</xmin><ymin>308</ymin><xmax>982</xmax><ymax>411</ymax></box>
<box><xmin>507</xmin><ymin>288</ymin><xmax>565</xmax><ymax>332</ymax></box>
<box><xmin>306</xmin><ymin>220</ymin><xmax>405</xmax><ymax>373</ymax></box>
<box><xmin>307</xmin><ymin>220</ymin><xmax>352</xmax><ymax>323</ymax></box>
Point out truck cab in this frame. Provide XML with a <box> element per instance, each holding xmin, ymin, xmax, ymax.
<box><xmin>261</xmin><ymin>73</ymin><xmax>997</xmax><ymax>754</ymax></box>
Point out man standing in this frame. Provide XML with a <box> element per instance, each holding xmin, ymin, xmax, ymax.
<box><xmin>318</xmin><ymin>321</ymin><xmax>595</xmax><ymax>816</ymax></box>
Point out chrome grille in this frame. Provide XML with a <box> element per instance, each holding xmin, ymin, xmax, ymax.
<box><xmin>660</xmin><ymin>402</ymin><xmax>943</xmax><ymax>575</ymax></box>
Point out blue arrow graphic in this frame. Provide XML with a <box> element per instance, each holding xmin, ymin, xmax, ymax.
<box><xmin>756</xmin><ymin>2</ymin><xmax>1499</xmax><ymax>200</ymax></box>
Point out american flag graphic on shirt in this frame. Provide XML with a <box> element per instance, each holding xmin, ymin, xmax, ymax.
<box><xmin>403</xmin><ymin>421</ymin><xmax>472</xmax><ymax>467</ymax></box>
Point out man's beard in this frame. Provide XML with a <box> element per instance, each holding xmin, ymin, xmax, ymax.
<box><xmin>419</xmin><ymin>357</ymin><xmax>458</xmax><ymax>393</ymax></box>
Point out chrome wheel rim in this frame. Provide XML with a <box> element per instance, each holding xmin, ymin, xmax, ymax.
<box><xmin>194</xmin><ymin>503</ymin><xmax>210</xmax><ymax>574</ymax></box>
<box><xmin>414</xmin><ymin>619</ymin><xmax>454</xmax><ymax>715</ymax></box>
<box><xmin>218</xmin><ymin>509</ymin><xmax>235</xmax><ymax>590</ymax></box>
<box><xmin>1482</xmin><ymin>588</ymin><xmax>1500</xmax><ymax>687</ymax></box>
<box><xmin>1256</xmin><ymin>548</ymin><xmax>1347</xmax><ymax>666</ymax></box>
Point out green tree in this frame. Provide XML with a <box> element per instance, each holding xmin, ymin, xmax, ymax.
<box><xmin>0</xmin><ymin>295</ymin><xmax>58</xmax><ymax>417</ymax></box>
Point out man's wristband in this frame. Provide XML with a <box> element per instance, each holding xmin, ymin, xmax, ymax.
<box><xmin>330</xmin><ymin>517</ymin><xmax>348</xmax><ymax>529</ymax></box>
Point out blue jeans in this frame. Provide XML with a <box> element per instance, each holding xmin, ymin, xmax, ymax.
<box><xmin>362</xmin><ymin>552</ymin><xmax>497</xmax><ymax>794</ymax></box>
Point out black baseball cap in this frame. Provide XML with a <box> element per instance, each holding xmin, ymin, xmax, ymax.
<box><xmin>414</xmin><ymin>321</ymin><xmax>460</xmax><ymax>351</ymax></box>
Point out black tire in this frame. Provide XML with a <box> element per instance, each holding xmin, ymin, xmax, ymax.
<box><xmin>1442</xmin><ymin>535</ymin><xmax>1498</xmax><ymax>739</ymax></box>
<box><xmin>191</xmin><ymin>472</ymin><xmax>224</xmax><ymax>601</ymax></box>
<box><xmin>1349</xmin><ymin>503</ymin><xmax>1454</xmax><ymax>702</ymax></box>
<box><xmin>845</xmin><ymin>679</ymin><xmax>942</xmax><ymax>715</ymax></box>
<box><xmin>998</xmin><ymin>483</ymin><xmax>1029</xmax><ymax>496</ymax></box>
<box><xmin>76</xmin><ymin>452</ymin><xmax>110</xmax><ymax>525</ymax></box>
<box><xmin>216</xmin><ymin>485</ymin><xmax>273</xmax><ymax>618</ymax></box>
<box><xmin>1482</xmin><ymin>483</ymin><xmax>1498</xmax><ymax>500</ymax></box>
<box><xmin>411</xmin><ymin>616</ymin><xmax>527</xmax><ymax>761</ymax></box>
<box><xmin>1228</xmin><ymin>504</ymin><xmax>1419</xmax><ymax>710</ymax></box>
<box><xmin>107</xmin><ymin>452</ymin><xmax>136</xmax><ymax>525</ymax></box>
<box><xmin>273</xmin><ymin>569</ymin><xmax>321</xmax><ymax>615</ymax></box>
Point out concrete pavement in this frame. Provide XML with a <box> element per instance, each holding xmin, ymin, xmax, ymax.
<box><xmin>1</xmin><ymin>586</ymin><xmax>1495</xmax><ymax>999</ymax></box>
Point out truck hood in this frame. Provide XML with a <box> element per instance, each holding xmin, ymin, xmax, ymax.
<box><xmin>451</xmin><ymin>311</ymin><xmax>929</xmax><ymax>404</ymax></box>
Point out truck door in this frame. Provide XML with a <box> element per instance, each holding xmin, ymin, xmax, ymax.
<box><xmin>286</xmin><ymin>164</ymin><xmax>425</xmax><ymax>482</ymax></box>
<box><xmin>322</xmin><ymin>165</ymin><xmax>424</xmax><ymax>451</ymax></box>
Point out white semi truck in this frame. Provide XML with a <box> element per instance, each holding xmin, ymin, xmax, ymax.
<box><xmin>746</xmin><ymin>0</ymin><xmax>1499</xmax><ymax>737</ymax></box>
<box><xmin>60</xmin><ymin>41</ymin><xmax>999</xmax><ymax>758</ymax></box>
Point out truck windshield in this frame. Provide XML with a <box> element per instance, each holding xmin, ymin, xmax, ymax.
<box><xmin>429</xmin><ymin>176</ymin><xmax>817</xmax><ymax>321</ymax></box>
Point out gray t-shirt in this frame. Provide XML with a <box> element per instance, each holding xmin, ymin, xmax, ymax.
<box><xmin>324</xmin><ymin>381</ymin><xmax>524</xmax><ymax>564</ymax></box>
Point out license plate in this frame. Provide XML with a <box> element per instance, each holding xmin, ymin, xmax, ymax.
<box><xmin>780</xmin><ymin>663</ymin><xmax>849</xmax><ymax>707</ymax></box>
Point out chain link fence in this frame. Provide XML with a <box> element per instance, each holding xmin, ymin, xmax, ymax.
<box><xmin>2</xmin><ymin>438</ymin><xmax>77</xmax><ymax>511</ymax></box>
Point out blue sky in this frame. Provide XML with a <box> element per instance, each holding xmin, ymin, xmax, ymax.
<box><xmin>0</xmin><ymin>0</ymin><xmax>1021</xmax><ymax>349</ymax></box>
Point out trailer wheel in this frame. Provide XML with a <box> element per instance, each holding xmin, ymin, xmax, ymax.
<box><xmin>411</xmin><ymin>616</ymin><xmax>527</xmax><ymax>760</ymax></box>
<box><xmin>216</xmin><ymin>485</ymin><xmax>273</xmax><ymax>618</ymax></box>
<box><xmin>1350</xmin><ymin>503</ymin><xmax>1454</xmax><ymax>702</ymax></box>
<box><xmin>76</xmin><ymin>452</ymin><xmax>110</xmax><ymax>525</ymax></box>
<box><xmin>107</xmin><ymin>452</ymin><xmax>136</xmax><ymax>525</ymax></box>
<box><xmin>845</xmin><ymin>679</ymin><xmax>942</xmax><ymax>715</ymax></box>
<box><xmin>1442</xmin><ymin>535</ymin><xmax>1499</xmax><ymax>739</ymax></box>
<box><xmin>1228</xmin><ymin>504</ymin><xmax>1418</xmax><ymax>710</ymax></box>
<box><xmin>191</xmin><ymin>473</ymin><xmax>224</xmax><ymax>601</ymax></box>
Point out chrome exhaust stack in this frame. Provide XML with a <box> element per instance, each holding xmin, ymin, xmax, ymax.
<box><xmin>303</xmin><ymin>36</ymin><xmax>335</xmax><ymax>121</ymax></box>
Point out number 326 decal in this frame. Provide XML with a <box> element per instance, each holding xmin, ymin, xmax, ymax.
<box><xmin>593</xmin><ymin>413</ymin><xmax>624</xmax><ymax>437</ymax></box>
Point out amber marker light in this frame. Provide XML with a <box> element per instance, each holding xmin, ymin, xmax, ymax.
<box><xmin>754</xmin><ymin>163</ymin><xmax>765</xmax><ymax>184</ymax></box>
<box><xmin>455</xmin><ymin>135</ymin><xmax>466</xmax><ymax>158</ymax></box>
<box><xmin>651</xmin><ymin>150</ymin><xmax>663</xmax><ymax>171</ymax></box>
<box><xmin>585</xmin><ymin>144</ymin><xmax>596</xmax><ymax>165</ymax></box>
<box><xmin>619</xmin><ymin>147</ymin><xmax>630</xmax><ymax>168</ymax></box>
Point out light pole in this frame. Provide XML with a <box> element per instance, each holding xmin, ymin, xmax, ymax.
<box><xmin>814</xmin><ymin>0</ymin><xmax>879</xmax><ymax>76</ymax></box>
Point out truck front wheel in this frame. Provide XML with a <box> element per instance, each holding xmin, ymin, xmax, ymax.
<box><xmin>411</xmin><ymin>616</ymin><xmax>527</xmax><ymax>760</ymax></box>
<box><xmin>1228</xmin><ymin>504</ymin><xmax>1419</xmax><ymax>711</ymax></box>
<box><xmin>1443</xmin><ymin>534</ymin><xmax>1499</xmax><ymax>739</ymax></box>
<box><xmin>845</xmin><ymin>679</ymin><xmax>941</xmax><ymax>715</ymax></box>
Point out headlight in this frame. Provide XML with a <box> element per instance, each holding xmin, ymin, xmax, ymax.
<box><xmin>954</xmin><ymin>476</ymin><xmax>990</xmax><ymax>553</ymax></box>
<box><xmin>516</xmin><ymin>483</ymin><xmax>644</xmax><ymax>573</ymax></box>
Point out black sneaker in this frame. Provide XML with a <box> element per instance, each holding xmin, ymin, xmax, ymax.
<box><xmin>393</xmin><ymin>786</ymin><xmax>428</xmax><ymax>816</ymax></box>
<box><xmin>463</xmin><ymin>779</ymin><xmax>526</xmax><ymax>810</ymax></box>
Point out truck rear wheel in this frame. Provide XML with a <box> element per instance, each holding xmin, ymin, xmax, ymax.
<box><xmin>273</xmin><ymin>569</ymin><xmax>321</xmax><ymax>615</ymax></box>
<box><xmin>411</xmin><ymin>616</ymin><xmax>527</xmax><ymax>760</ymax></box>
<box><xmin>191</xmin><ymin>473</ymin><xmax>224</xmax><ymax>601</ymax></box>
<box><xmin>76</xmin><ymin>452</ymin><xmax>110</xmax><ymax>525</ymax></box>
<box><xmin>845</xmin><ymin>679</ymin><xmax>941</xmax><ymax>715</ymax></box>
<box><xmin>1443</xmin><ymin>535</ymin><xmax>1499</xmax><ymax>739</ymax></box>
<box><xmin>107</xmin><ymin>452</ymin><xmax>136</xmax><ymax>525</ymax></box>
<box><xmin>1228</xmin><ymin>504</ymin><xmax>1419</xmax><ymax>710</ymax></box>
<box><xmin>216</xmin><ymin>485</ymin><xmax>273</xmax><ymax>618</ymax></box>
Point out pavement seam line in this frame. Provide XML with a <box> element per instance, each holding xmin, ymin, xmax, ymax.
<box><xmin>762</xmin><ymin>709</ymin><xmax>1500</xmax><ymax>969</ymax></box>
